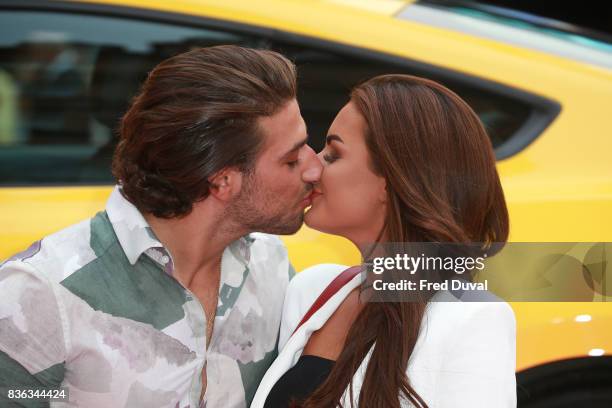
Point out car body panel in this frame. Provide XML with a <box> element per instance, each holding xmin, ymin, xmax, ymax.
<box><xmin>1</xmin><ymin>0</ymin><xmax>611</xmax><ymax>373</ymax></box>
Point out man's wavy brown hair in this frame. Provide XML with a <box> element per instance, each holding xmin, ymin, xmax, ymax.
<box><xmin>112</xmin><ymin>45</ymin><xmax>296</xmax><ymax>218</ymax></box>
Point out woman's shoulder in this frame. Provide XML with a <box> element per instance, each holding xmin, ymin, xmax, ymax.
<box><xmin>421</xmin><ymin>295</ymin><xmax>516</xmax><ymax>344</ymax></box>
<box><xmin>425</xmin><ymin>292</ymin><xmax>516</xmax><ymax>330</ymax></box>
<box><xmin>413</xmin><ymin>297</ymin><xmax>516</xmax><ymax>372</ymax></box>
<box><xmin>288</xmin><ymin>263</ymin><xmax>349</xmax><ymax>292</ymax></box>
<box><xmin>285</xmin><ymin>263</ymin><xmax>350</xmax><ymax>314</ymax></box>
<box><xmin>278</xmin><ymin>264</ymin><xmax>350</xmax><ymax>349</ymax></box>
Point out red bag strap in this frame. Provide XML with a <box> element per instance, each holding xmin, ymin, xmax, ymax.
<box><xmin>291</xmin><ymin>266</ymin><xmax>362</xmax><ymax>337</ymax></box>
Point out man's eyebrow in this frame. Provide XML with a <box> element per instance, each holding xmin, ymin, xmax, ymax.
<box><xmin>280</xmin><ymin>137</ymin><xmax>309</xmax><ymax>161</ymax></box>
<box><xmin>326</xmin><ymin>134</ymin><xmax>344</xmax><ymax>145</ymax></box>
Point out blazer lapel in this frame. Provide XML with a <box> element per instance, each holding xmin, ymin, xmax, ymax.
<box><xmin>250</xmin><ymin>272</ymin><xmax>363</xmax><ymax>408</ymax></box>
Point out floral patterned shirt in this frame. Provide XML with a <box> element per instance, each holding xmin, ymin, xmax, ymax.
<box><xmin>0</xmin><ymin>186</ymin><xmax>294</xmax><ymax>408</ymax></box>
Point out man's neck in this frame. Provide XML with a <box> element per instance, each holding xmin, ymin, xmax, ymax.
<box><xmin>144</xmin><ymin>200</ymin><xmax>247</xmax><ymax>289</ymax></box>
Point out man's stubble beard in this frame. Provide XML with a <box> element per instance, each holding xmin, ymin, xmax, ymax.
<box><xmin>224</xmin><ymin>172</ymin><xmax>307</xmax><ymax>235</ymax></box>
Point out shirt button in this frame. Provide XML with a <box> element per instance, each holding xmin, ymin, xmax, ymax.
<box><xmin>161</xmin><ymin>255</ymin><xmax>170</xmax><ymax>264</ymax></box>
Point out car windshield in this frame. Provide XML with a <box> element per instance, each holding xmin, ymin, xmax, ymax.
<box><xmin>397</xmin><ymin>0</ymin><xmax>612</xmax><ymax>70</ymax></box>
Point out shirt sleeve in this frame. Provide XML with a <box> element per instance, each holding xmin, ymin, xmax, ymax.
<box><xmin>432</xmin><ymin>301</ymin><xmax>517</xmax><ymax>407</ymax></box>
<box><xmin>0</xmin><ymin>260</ymin><xmax>67</xmax><ymax>406</ymax></box>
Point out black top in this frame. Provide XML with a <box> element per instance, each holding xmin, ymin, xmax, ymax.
<box><xmin>264</xmin><ymin>354</ymin><xmax>335</xmax><ymax>408</ymax></box>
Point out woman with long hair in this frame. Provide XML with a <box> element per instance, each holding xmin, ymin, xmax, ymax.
<box><xmin>251</xmin><ymin>74</ymin><xmax>516</xmax><ymax>408</ymax></box>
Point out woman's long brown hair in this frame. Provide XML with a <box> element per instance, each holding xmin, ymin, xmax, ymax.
<box><xmin>299</xmin><ymin>75</ymin><xmax>509</xmax><ymax>408</ymax></box>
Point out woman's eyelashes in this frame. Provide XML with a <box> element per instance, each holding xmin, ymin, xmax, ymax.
<box><xmin>322</xmin><ymin>152</ymin><xmax>339</xmax><ymax>164</ymax></box>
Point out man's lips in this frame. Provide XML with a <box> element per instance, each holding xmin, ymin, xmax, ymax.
<box><xmin>308</xmin><ymin>190</ymin><xmax>322</xmax><ymax>201</ymax></box>
<box><xmin>301</xmin><ymin>190</ymin><xmax>321</xmax><ymax>206</ymax></box>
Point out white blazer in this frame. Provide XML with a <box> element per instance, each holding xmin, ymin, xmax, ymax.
<box><xmin>251</xmin><ymin>264</ymin><xmax>516</xmax><ymax>407</ymax></box>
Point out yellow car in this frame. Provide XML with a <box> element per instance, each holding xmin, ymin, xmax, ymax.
<box><xmin>1</xmin><ymin>0</ymin><xmax>611</xmax><ymax>404</ymax></box>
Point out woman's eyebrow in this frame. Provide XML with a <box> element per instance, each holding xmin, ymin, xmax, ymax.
<box><xmin>326</xmin><ymin>134</ymin><xmax>344</xmax><ymax>145</ymax></box>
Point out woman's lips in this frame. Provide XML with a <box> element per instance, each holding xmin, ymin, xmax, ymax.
<box><xmin>301</xmin><ymin>190</ymin><xmax>322</xmax><ymax>207</ymax></box>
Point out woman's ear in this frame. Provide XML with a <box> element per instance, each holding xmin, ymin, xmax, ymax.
<box><xmin>378</xmin><ymin>177</ymin><xmax>388</xmax><ymax>204</ymax></box>
<box><xmin>208</xmin><ymin>168</ymin><xmax>242</xmax><ymax>202</ymax></box>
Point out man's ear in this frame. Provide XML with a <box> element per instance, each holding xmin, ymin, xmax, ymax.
<box><xmin>208</xmin><ymin>168</ymin><xmax>242</xmax><ymax>202</ymax></box>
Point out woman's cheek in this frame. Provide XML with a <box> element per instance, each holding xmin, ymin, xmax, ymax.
<box><xmin>307</xmin><ymin>166</ymin><xmax>351</xmax><ymax>229</ymax></box>
<box><xmin>305</xmin><ymin>187</ymin><xmax>338</xmax><ymax>232</ymax></box>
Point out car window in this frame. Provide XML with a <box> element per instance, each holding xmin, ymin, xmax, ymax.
<box><xmin>0</xmin><ymin>7</ymin><xmax>544</xmax><ymax>186</ymax></box>
<box><xmin>0</xmin><ymin>10</ymin><xmax>256</xmax><ymax>186</ymax></box>
<box><xmin>269</xmin><ymin>42</ymin><xmax>534</xmax><ymax>153</ymax></box>
<box><xmin>398</xmin><ymin>2</ymin><xmax>612</xmax><ymax>71</ymax></box>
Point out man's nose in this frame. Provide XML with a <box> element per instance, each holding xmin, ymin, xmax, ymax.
<box><xmin>301</xmin><ymin>145</ymin><xmax>322</xmax><ymax>183</ymax></box>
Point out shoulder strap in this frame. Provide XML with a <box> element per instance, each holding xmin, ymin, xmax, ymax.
<box><xmin>291</xmin><ymin>265</ymin><xmax>362</xmax><ymax>337</ymax></box>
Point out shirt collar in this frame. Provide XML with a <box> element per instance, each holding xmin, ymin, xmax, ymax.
<box><xmin>106</xmin><ymin>186</ymin><xmax>164</xmax><ymax>265</ymax></box>
<box><xmin>106</xmin><ymin>186</ymin><xmax>255</xmax><ymax>268</ymax></box>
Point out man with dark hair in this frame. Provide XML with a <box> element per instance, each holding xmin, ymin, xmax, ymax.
<box><xmin>0</xmin><ymin>45</ymin><xmax>322</xmax><ymax>407</ymax></box>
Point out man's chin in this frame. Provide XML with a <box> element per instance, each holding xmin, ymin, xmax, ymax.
<box><xmin>259</xmin><ymin>213</ymin><xmax>304</xmax><ymax>235</ymax></box>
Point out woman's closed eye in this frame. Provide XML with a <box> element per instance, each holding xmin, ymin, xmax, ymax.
<box><xmin>322</xmin><ymin>152</ymin><xmax>339</xmax><ymax>164</ymax></box>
